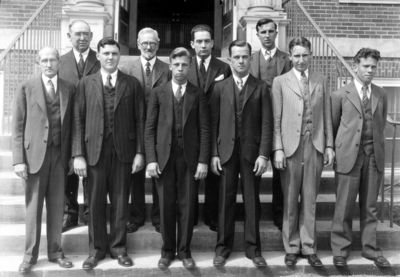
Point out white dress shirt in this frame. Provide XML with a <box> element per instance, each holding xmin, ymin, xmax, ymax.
<box><xmin>262</xmin><ymin>47</ymin><xmax>277</xmax><ymax>59</ymax></box>
<box><xmin>141</xmin><ymin>56</ymin><xmax>156</xmax><ymax>73</ymax></box>
<box><xmin>73</xmin><ymin>47</ymin><xmax>90</xmax><ymax>64</ymax></box>
<box><xmin>232</xmin><ymin>74</ymin><xmax>249</xmax><ymax>88</ymax></box>
<box><xmin>100</xmin><ymin>69</ymin><xmax>118</xmax><ymax>87</ymax></box>
<box><xmin>172</xmin><ymin>81</ymin><xmax>187</xmax><ymax>97</ymax></box>
<box><xmin>354</xmin><ymin>79</ymin><xmax>372</xmax><ymax>100</ymax></box>
<box><xmin>196</xmin><ymin>55</ymin><xmax>211</xmax><ymax>72</ymax></box>
<box><xmin>42</xmin><ymin>74</ymin><xmax>58</xmax><ymax>95</ymax></box>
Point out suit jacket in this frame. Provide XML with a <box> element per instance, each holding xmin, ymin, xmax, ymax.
<box><xmin>58</xmin><ymin>48</ymin><xmax>101</xmax><ymax>86</ymax></box>
<box><xmin>211</xmin><ymin>74</ymin><xmax>273</xmax><ymax>165</ymax></box>
<box><xmin>72</xmin><ymin>70</ymin><xmax>145</xmax><ymax>166</ymax></box>
<box><xmin>145</xmin><ymin>81</ymin><xmax>210</xmax><ymax>172</ymax></box>
<box><xmin>272</xmin><ymin>69</ymin><xmax>333</xmax><ymax>158</ymax></box>
<box><xmin>331</xmin><ymin>81</ymin><xmax>387</xmax><ymax>173</ymax></box>
<box><xmin>119</xmin><ymin>57</ymin><xmax>171</xmax><ymax>104</ymax></box>
<box><xmin>250</xmin><ymin>48</ymin><xmax>291</xmax><ymax>87</ymax></box>
<box><xmin>12</xmin><ymin>76</ymin><xmax>75</xmax><ymax>173</ymax></box>
<box><xmin>188</xmin><ymin>56</ymin><xmax>232</xmax><ymax>105</ymax></box>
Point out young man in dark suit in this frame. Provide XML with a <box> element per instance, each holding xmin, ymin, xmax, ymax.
<box><xmin>58</xmin><ymin>20</ymin><xmax>101</xmax><ymax>232</ymax></box>
<box><xmin>73</xmin><ymin>38</ymin><xmax>145</xmax><ymax>270</ymax></box>
<box><xmin>210</xmin><ymin>40</ymin><xmax>272</xmax><ymax>268</ymax></box>
<box><xmin>145</xmin><ymin>47</ymin><xmax>210</xmax><ymax>270</ymax></box>
<box><xmin>119</xmin><ymin>27</ymin><xmax>171</xmax><ymax>233</ymax></box>
<box><xmin>188</xmin><ymin>24</ymin><xmax>231</xmax><ymax>232</ymax></box>
<box><xmin>331</xmin><ymin>48</ymin><xmax>390</xmax><ymax>268</ymax></box>
<box><xmin>12</xmin><ymin>47</ymin><xmax>75</xmax><ymax>273</ymax></box>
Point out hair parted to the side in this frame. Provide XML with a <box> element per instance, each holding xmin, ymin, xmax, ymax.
<box><xmin>255</xmin><ymin>18</ymin><xmax>277</xmax><ymax>32</ymax></box>
<box><xmin>288</xmin><ymin>37</ymin><xmax>312</xmax><ymax>55</ymax></box>
<box><xmin>228</xmin><ymin>40</ymin><xmax>252</xmax><ymax>56</ymax></box>
<box><xmin>137</xmin><ymin>27</ymin><xmax>160</xmax><ymax>42</ymax></box>
<box><xmin>353</xmin><ymin>48</ymin><xmax>381</xmax><ymax>64</ymax></box>
<box><xmin>169</xmin><ymin>47</ymin><xmax>192</xmax><ymax>63</ymax></box>
<box><xmin>191</xmin><ymin>24</ymin><xmax>213</xmax><ymax>41</ymax></box>
<box><xmin>97</xmin><ymin>37</ymin><xmax>120</xmax><ymax>52</ymax></box>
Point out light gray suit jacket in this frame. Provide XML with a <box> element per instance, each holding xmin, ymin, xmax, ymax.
<box><xmin>272</xmin><ymin>69</ymin><xmax>334</xmax><ymax>158</ymax></box>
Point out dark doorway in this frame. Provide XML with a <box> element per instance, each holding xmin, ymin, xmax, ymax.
<box><xmin>135</xmin><ymin>0</ymin><xmax>215</xmax><ymax>56</ymax></box>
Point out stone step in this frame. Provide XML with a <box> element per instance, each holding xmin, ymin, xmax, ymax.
<box><xmin>0</xmin><ymin>251</ymin><xmax>399</xmax><ymax>277</ymax></box>
<box><xmin>0</xmin><ymin>221</ymin><xmax>399</xmax><ymax>256</ymax></box>
<box><xmin>0</xmin><ymin>194</ymin><xmax>391</xmax><ymax>223</ymax></box>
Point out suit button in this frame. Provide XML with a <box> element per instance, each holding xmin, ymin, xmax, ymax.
<box><xmin>359</xmin><ymin>116</ymin><xmax>362</xmax><ymax>119</ymax></box>
<box><xmin>298</xmin><ymin>113</ymin><xmax>301</xmax><ymax>116</ymax></box>
<box><xmin>232</xmin><ymin>138</ymin><xmax>235</xmax><ymax>141</ymax></box>
<box><xmin>45</xmin><ymin>126</ymin><xmax>48</xmax><ymax>129</ymax></box>
<box><xmin>358</xmin><ymin>129</ymin><xmax>360</xmax><ymax>132</ymax></box>
<box><xmin>44</xmin><ymin>140</ymin><xmax>47</xmax><ymax>143</ymax></box>
<box><xmin>100</xmin><ymin>134</ymin><xmax>103</xmax><ymax>137</ymax></box>
<box><xmin>297</xmin><ymin>130</ymin><xmax>299</xmax><ymax>133</ymax></box>
<box><xmin>356</xmin><ymin>144</ymin><xmax>359</xmax><ymax>146</ymax></box>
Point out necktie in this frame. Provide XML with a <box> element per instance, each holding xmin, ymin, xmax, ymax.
<box><xmin>146</xmin><ymin>62</ymin><xmax>151</xmax><ymax>77</ymax></box>
<box><xmin>200</xmin><ymin>59</ymin><xmax>206</xmax><ymax>77</ymax></box>
<box><xmin>362</xmin><ymin>86</ymin><xmax>369</xmax><ymax>108</ymax></box>
<box><xmin>47</xmin><ymin>80</ymin><xmax>56</xmax><ymax>100</ymax></box>
<box><xmin>78</xmin><ymin>53</ymin><xmax>84</xmax><ymax>75</ymax></box>
<box><xmin>105</xmin><ymin>74</ymin><xmax>113</xmax><ymax>89</ymax></box>
<box><xmin>175</xmin><ymin>85</ymin><xmax>183</xmax><ymax>102</ymax></box>
<box><xmin>265</xmin><ymin>50</ymin><xmax>271</xmax><ymax>63</ymax></box>
<box><xmin>237</xmin><ymin>78</ymin><xmax>243</xmax><ymax>91</ymax></box>
<box><xmin>301</xmin><ymin>71</ymin><xmax>308</xmax><ymax>90</ymax></box>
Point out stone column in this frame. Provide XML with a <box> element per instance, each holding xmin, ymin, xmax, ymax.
<box><xmin>239</xmin><ymin>0</ymin><xmax>290</xmax><ymax>52</ymax></box>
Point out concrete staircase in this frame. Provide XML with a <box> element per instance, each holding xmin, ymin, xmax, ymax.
<box><xmin>0</xmin><ymin>140</ymin><xmax>400</xmax><ymax>276</ymax></box>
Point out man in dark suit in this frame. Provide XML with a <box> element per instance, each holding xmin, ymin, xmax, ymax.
<box><xmin>58</xmin><ymin>20</ymin><xmax>101</xmax><ymax>232</ymax></box>
<box><xmin>12</xmin><ymin>46</ymin><xmax>75</xmax><ymax>273</ymax></box>
<box><xmin>189</xmin><ymin>24</ymin><xmax>231</xmax><ymax>232</ymax></box>
<box><xmin>145</xmin><ymin>47</ymin><xmax>210</xmax><ymax>270</ymax></box>
<box><xmin>73</xmin><ymin>38</ymin><xmax>145</xmax><ymax>270</ymax></box>
<box><xmin>119</xmin><ymin>27</ymin><xmax>171</xmax><ymax>233</ymax></box>
<box><xmin>250</xmin><ymin>18</ymin><xmax>291</xmax><ymax>231</ymax></box>
<box><xmin>210</xmin><ymin>40</ymin><xmax>272</xmax><ymax>268</ymax></box>
<box><xmin>331</xmin><ymin>48</ymin><xmax>390</xmax><ymax>268</ymax></box>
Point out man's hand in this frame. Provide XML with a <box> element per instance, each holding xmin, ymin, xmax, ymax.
<box><xmin>211</xmin><ymin>156</ymin><xmax>222</xmax><ymax>176</ymax></box>
<box><xmin>324</xmin><ymin>147</ymin><xmax>335</xmax><ymax>167</ymax></box>
<box><xmin>274</xmin><ymin>150</ymin><xmax>286</xmax><ymax>170</ymax></box>
<box><xmin>132</xmin><ymin>154</ymin><xmax>145</xmax><ymax>174</ymax></box>
<box><xmin>74</xmin><ymin>156</ymin><xmax>87</xmax><ymax>177</ymax></box>
<box><xmin>14</xmin><ymin>163</ymin><xmax>28</xmax><ymax>180</ymax></box>
<box><xmin>68</xmin><ymin>158</ymin><xmax>74</xmax><ymax>175</ymax></box>
<box><xmin>147</xmin><ymin>162</ymin><xmax>161</xmax><ymax>178</ymax></box>
<box><xmin>194</xmin><ymin>163</ymin><xmax>208</xmax><ymax>180</ymax></box>
<box><xmin>254</xmin><ymin>156</ymin><xmax>268</xmax><ymax>176</ymax></box>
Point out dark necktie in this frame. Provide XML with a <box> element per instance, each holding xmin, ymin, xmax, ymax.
<box><xmin>301</xmin><ymin>71</ymin><xmax>309</xmax><ymax>93</ymax></box>
<box><xmin>200</xmin><ymin>59</ymin><xmax>206</xmax><ymax>77</ymax></box>
<box><xmin>236</xmin><ymin>78</ymin><xmax>243</xmax><ymax>91</ymax></box>
<box><xmin>362</xmin><ymin>85</ymin><xmax>369</xmax><ymax>108</ymax></box>
<box><xmin>47</xmin><ymin>80</ymin><xmax>56</xmax><ymax>100</ymax></box>
<box><xmin>146</xmin><ymin>62</ymin><xmax>151</xmax><ymax>77</ymax></box>
<box><xmin>78</xmin><ymin>53</ymin><xmax>84</xmax><ymax>75</ymax></box>
<box><xmin>105</xmin><ymin>74</ymin><xmax>113</xmax><ymax>89</ymax></box>
<box><xmin>175</xmin><ymin>85</ymin><xmax>183</xmax><ymax>102</ymax></box>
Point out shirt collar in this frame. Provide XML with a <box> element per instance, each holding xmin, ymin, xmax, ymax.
<box><xmin>196</xmin><ymin>55</ymin><xmax>212</xmax><ymax>71</ymax></box>
<box><xmin>262</xmin><ymin>47</ymin><xmax>277</xmax><ymax>58</ymax></box>
<box><xmin>232</xmin><ymin>74</ymin><xmax>249</xmax><ymax>86</ymax></box>
<box><xmin>73</xmin><ymin>47</ymin><xmax>90</xmax><ymax>63</ymax></box>
<box><xmin>292</xmin><ymin>68</ymin><xmax>309</xmax><ymax>81</ymax></box>
<box><xmin>141</xmin><ymin>56</ymin><xmax>156</xmax><ymax>71</ymax></box>
<box><xmin>42</xmin><ymin>74</ymin><xmax>58</xmax><ymax>93</ymax></box>
<box><xmin>354</xmin><ymin>79</ymin><xmax>372</xmax><ymax>100</ymax></box>
<box><xmin>172</xmin><ymin>80</ymin><xmax>187</xmax><ymax>96</ymax></box>
<box><xmin>100</xmin><ymin>69</ymin><xmax>118</xmax><ymax>87</ymax></box>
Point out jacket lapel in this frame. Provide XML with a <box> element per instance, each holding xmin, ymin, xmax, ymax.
<box><xmin>161</xmin><ymin>83</ymin><xmax>174</xmax><ymax>129</ymax></box>
<box><xmin>187</xmin><ymin>58</ymin><xmax>199</xmax><ymax>87</ymax></box>
<box><xmin>226</xmin><ymin>77</ymin><xmax>235</xmax><ymax>110</ymax></box>
<box><xmin>114</xmin><ymin>70</ymin><xmax>127</xmax><ymax>110</ymax></box>
<box><xmin>33</xmin><ymin>76</ymin><xmax>47</xmax><ymax>117</ymax></box>
<box><xmin>151</xmin><ymin>58</ymin><xmax>165</xmax><ymax>89</ymax></box>
<box><xmin>84</xmin><ymin>49</ymin><xmax>98</xmax><ymax>76</ymax></box>
<box><xmin>65</xmin><ymin>50</ymin><xmax>79</xmax><ymax>79</ymax></box>
<box><xmin>308</xmin><ymin>70</ymin><xmax>318</xmax><ymax>95</ymax></box>
<box><xmin>243</xmin><ymin>75</ymin><xmax>257</xmax><ymax>108</ymax></box>
<box><xmin>250</xmin><ymin>50</ymin><xmax>261</xmax><ymax>79</ymax></box>
<box><xmin>132</xmin><ymin>58</ymin><xmax>144</xmax><ymax>88</ymax></box>
<box><xmin>276</xmin><ymin>49</ymin><xmax>285</xmax><ymax>75</ymax></box>
<box><xmin>204</xmin><ymin>57</ymin><xmax>219</xmax><ymax>93</ymax></box>
<box><xmin>93</xmin><ymin>72</ymin><xmax>104</xmax><ymax>109</ymax></box>
<box><xmin>58</xmin><ymin>80</ymin><xmax>69</xmax><ymax>125</ymax></box>
<box><xmin>183</xmin><ymin>83</ymin><xmax>196</xmax><ymax>127</ymax></box>
<box><xmin>287</xmin><ymin>69</ymin><xmax>302</xmax><ymax>97</ymax></box>
<box><xmin>346</xmin><ymin>82</ymin><xmax>362</xmax><ymax>115</ymax></box>
<box><xmin>371</xmin><ymin>84</ymin><xmax>380</xmax><ymax>114</ymax></box>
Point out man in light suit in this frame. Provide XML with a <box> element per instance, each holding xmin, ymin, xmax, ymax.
<box><xmin>145</xmin><ymin>48</ymin><xmax>210</xmax><ymax>270</ymax></box>
<box><xmin>331</xmin><ymin>48</ymin><xmax>390</xmax><ymax>268</ymax></box>
<box><xmin>272</xmin><ymin>37</ymin><xmax>334</xmax><ymax>266</ymax></box>
<box><xmin>211</xmin><ymin>40</ymin><xmax>272</xmax><ymax>268</ymax></box>
<box><xmin>188</xmin><ymin>24</ymin><xmax>231</xmax><ymax>231</ymax></box>
<box><xmin>58</xmin><ymin>20</ymin><xmax>101</xmax><ymax>232</ymax></box>
<box><xmin>251</xmin><ymin>18</ymin><xmax>291</xmax><ymax>231</ymax></box>
<box><xmin>119</xmin><ymin>27</ymin><xmax>171</xmax><ymax>233</ymax></box>
<box><xmin>73</xmin><ymin>38</ymin><xmax>145</xmax><ymax>270</ymax></box>
<box><xmin>12</xmin><ymin>46</ymin><xmax>75</xmax><ymax>273</ymax></box>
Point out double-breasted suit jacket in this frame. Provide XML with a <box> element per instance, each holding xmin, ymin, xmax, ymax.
<box><xmin>72</xmin><ymin>71</ymin><xmax>145</xmax><ymax>165</ymax></box>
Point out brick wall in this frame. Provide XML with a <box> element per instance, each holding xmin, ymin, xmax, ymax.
<box><xmin>0</xmin><ymin>0</ymin><xmax>43</xmax><ymax>29</ymax></box>
<box><xmin>299</xmin><ymin>0</ymin><xmax>400</xmax><ymax>39</ymax></box>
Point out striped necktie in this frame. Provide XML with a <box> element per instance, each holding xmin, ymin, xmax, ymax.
<box><xmin>146</xmin><ymin>62</ymin><xmax>151</xmax><ymax>77</ymax></box>
<box><xmin>264</xmin><ymin>50</ymin><xmax>271</xmax><ymax>63</ymax></box>
<box><xmin>175</xmin><ymin>85</ymin><xmax>183</xmax><ymax>102</ymax></box>
<box><xmin>237</xmin><ymin>78</ymin><xmax>243</xmax><ymax>91</ymax></box>
<box><xmin>105</xmin><ymin>74</ymin><xmax>113</xmax><ymax>89</ymax></box>
<box><xmin>47</xmin><ymin>80</ymin><xmax>56</xmax><ymax>100</ymax></box>
<box><xmin>362</xmin><ymin>86</ymin><xmax>369</xmax><ymax>108</ymax></box>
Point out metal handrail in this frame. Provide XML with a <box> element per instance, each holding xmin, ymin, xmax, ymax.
<box><xmin>0</xmin><ymin>0</ymin><xmax>63</xmax><ymax>135</ymax></box>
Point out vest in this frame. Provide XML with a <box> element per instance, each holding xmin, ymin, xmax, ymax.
<box><xmin>360</xmin><ymin>96</ymin><xmax>374</xmax><ymax>156</ymax></box>
<box><xmin>141</xmin><ymin>63</ymin><xmax>155</xmax><ymax>101</ymax></box>
<box><xmin>103</xmin><ymin>85</ymin><xmax>116</xmax><ymax>139</ymax></box>
<box><xmin>233</xmin><ymin>79</ymin><xmax>246</xmax><ymax>140</ymax></box>
<box><xmin>43</xmin><ymin>82</ymin><xmax>61</xmax><ymax>146</ymax></box>
<box><xmin>259</xmin><ymin>52</ymin><xmax>278</xmax><ymax>88</ymax></box>
<box><xmin>171</xmin><ymin>93</ymin><xmax>185</xmax><ymax>148</ymax></box>
<box><xmin>301</xmin><ymin>79</ymin><xmax>313</xmax><ymax>134</ymax></box>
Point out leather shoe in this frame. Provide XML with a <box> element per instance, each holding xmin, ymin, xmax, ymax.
<box><xmin>111</xmin><ymin>254</ymin><xmax>133</xmax><ymax>267</ymax></box>
<box><xmin>305</xmin><ymin>254</ymin><xmax>323</xmax><ymax>267</ymax></box>
<box><xmin>82</xmin><ymin>257</ymin><xmax>99</xmax><ymax>270</ymax></box>
<box><xmin>373</xmin><ymin>256</ymin><xmax>391</xmax><ymax>267</ymax></box>
<box><xmin>154</xmin><ymin>224</ymin><xmax>161</xmax><ymax>233</ymax></box>
<box><xmin>181</xmin><ymin>258</ymin><xmax>195</xmax><ymax>269</ymax></box>
<box><xmin>252</xmin><ymin>256</ymin><xmax>267</xmax><ymax>267</ymax></box>
<box><xmin>62</xmin><ymin>219</ymin><xmax>78</xmax><ymax>233</ymax></box>
<box><xmin>333</xmin><ymin>256</ymin><xmax>347</xmax><ymax>267</ymax></box>
<box><xmin>158</xmin><ymin>258</ymin><xmax>172</xmax><ymax>270</ymax></box>
<box><xmin>48</xmin><ymin>256</ymin><xmax>73</xmax><ymax>268</ymax></box>
<box><xmin>19</xmin><ymin>261</ymin><xmax>36</xmax><ymax>273</ymax></box>
<box><xmin>126</xmin><ymin>222</ymin><xmax>143</xmax><ymax>233</ymax></box>
<box><xmin>209</xmin><ymin>222</ymin><xmax>218</xmax><ymax>232</ymax></box>
<box><xmin>213</xmin><ymin>256</ymin><xmax>226</xmax><ymax>266</ymax></box>
<box><xmin>285</xmin><ymin>254</ymin><xmax>298</xmax><ymax>266</ymax></box>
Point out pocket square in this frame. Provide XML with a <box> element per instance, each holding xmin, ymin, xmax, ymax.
<box><xmin>215</xmin><ymin>75</ymin><xmax>225</xmax><ymax>81</ymax></box>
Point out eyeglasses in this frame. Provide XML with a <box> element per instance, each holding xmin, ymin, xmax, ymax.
<box><xmin>73</xmin><ymin>32</ymin><xmax>91</xmax><ymax>38</ymax></box>
<box><xmin>139</xmin><ymin>41</ymin><xmax>158</xmax><ymax>48</ymax></box>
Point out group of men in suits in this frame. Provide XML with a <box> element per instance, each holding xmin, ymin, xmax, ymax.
<box><xmin>12</xmin><ymin>17</ymin><xmax>391</xmax><ymax>273</ymax></box>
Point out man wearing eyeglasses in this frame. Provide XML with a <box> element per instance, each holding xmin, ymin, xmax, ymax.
<box><xmin>188</xmin><ymin>24</ymin><xmax>231</xmax><ymax>232</ymax></box>
<box><xmin>120</xmin><ymin>27</ymin><xmax>171</xmax><ymax>234</ymax></box>
<box><xmin>59</xmin><ymin>20</ymin><xmax>101</xmax><ymax>233</ymax></box>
